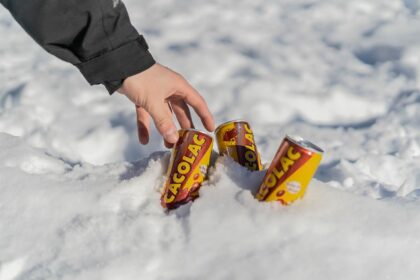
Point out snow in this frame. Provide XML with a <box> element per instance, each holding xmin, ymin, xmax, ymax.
<box><xmin>1</xmin><ymin>0</ymin><xmax>420</xmax><ymax>279</ymax></box>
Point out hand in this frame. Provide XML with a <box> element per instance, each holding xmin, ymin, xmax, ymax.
<box><xmin>118</xmin><ymin>63</ymin><xmax>215</xmax><ymax>148</ymax></box>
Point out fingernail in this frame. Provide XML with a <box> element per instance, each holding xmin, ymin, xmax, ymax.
<box><xmin>140</xmin><ymin>136</ymin><xmax>148</xmax><ymax>145</ymax></box>
<box><xmin>165</xmin><ymin>129</ymin><xmax>178</xmax><ymax>143</ymax></box>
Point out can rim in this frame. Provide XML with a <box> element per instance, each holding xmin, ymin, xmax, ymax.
<box><xmin>215</xmin><ymin>119</ymin><xmax>249</xmax><ymax>134</ymax></box>
<box><xmin>285</xmin><ymin>135</ymin><xmax>324</xmax><ymax>154</ymax></box>
<box><xmin>179</xmin><ymin>128</ymin><xmax>213</xmax><ymax>137</ymax></box>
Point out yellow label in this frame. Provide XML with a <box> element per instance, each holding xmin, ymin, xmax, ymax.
<box><xmin>256</xmin><ymin>152</ymin><xmax>322</xmax><ymax>204</ymax></box>
<box><xmin>215</xmin><ymin>121</ymin><xmax>262</xmax><ymax>171</ymax></box>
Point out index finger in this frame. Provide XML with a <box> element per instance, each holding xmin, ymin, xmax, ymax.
<box><xmin>178</xmin><ymin>82</ymin><xmax>215</xmax><ymax>132</ymax></box>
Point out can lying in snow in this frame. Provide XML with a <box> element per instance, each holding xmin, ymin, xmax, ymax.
<box><xmin>256</xmin><ymin>135</ymin><xmax>323</xmax><ymax>205</ymax></box>
<box><xmin>161</xmin><ymin>129</ymin><xmax>213</xmax><ymax>210</ymax></box>
<box><xmin>215</xmin><ymin>120</ymin><xmax>262</xmax><ymax>171</ymax></box>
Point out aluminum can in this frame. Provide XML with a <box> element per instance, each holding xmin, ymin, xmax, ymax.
<box><xmin>161</xmin><ymin>129</ymin><xmax>213</xmax><ymax>209</ymax></box>
<box><xmin>215</xmin><ymin>120</ymin><xmax>262</xmax><ymax>171</ymax></box>
<box><xmin>256</xmin><ymin>135</ymin><xmax>323</xmax><ymax>205</ymax></box>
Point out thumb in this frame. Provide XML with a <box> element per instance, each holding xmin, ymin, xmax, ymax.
<box><xmin>148</xmin><ymin>102</ymin><xmax>179</xmax><ymax>145</ymax></box>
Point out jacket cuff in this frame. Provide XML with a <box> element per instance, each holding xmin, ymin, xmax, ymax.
<box><xmin>76</xmin><ymin>35</ymin><xmax>156</xmax><ymax>92</ymax></box>
<box><xmin>103</xmin><ymin>80</ymin><xmax>126</xmax><ymax>94</ymax></box>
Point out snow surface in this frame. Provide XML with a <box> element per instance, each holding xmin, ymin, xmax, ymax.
<box><xmin>1</xmin><ymin>0</ymin><xmax>420</xmax><ymax>279</ymax></box>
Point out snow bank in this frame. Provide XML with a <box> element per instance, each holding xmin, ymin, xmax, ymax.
<box><xmin>1</xmin><ymin>0</ymin><xmax>420</xmax><ymax>279</ymax></box>
<box><xmin>2</xmin><ymin>135</ymin><xmax>420</xmax><ymax>280</ymax></box>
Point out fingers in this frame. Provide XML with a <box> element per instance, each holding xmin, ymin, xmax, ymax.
<box><xmin>147</xmin><ymin>101</ymin><xmax>179</xmax><ymax>145</ymax></box>
<box><xmin>178</xmin><ymin>82</ymin><xmax>215</xmax><ymax>132</ymax></box>
<box><xmin>136</xmin><ymin>105</ymin><xmax>151</xmax><ymax>144</ymax></box>
<box><xmin>171</xmin><ymin>99</ymin><xmax>194</xmax><ymax>129</ymax></box>
<box><xmin>137</xmin><ymin>104</ymin><xmax>176</xmax><ymax>148</ymax></box>
<box><xmin>164</xmin><ymin>103</ymin><xmax>176</xmax><ymax>148</ymax></box>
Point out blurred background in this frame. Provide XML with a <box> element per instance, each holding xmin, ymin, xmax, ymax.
<box><xmin>1</xmin><ymin>0</ymin><xmax>420</xmax><ymax>165</ymax></box>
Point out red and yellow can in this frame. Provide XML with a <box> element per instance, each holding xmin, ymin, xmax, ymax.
<box><xmin>256</xmin><ymin>135</ymin><xmax>323</xmax><ymax>205</ymax></box>
<box><xmin>161</xmin><ymin>129</ymin><xmax>213</xmax><ymax>210</ymax></box>
<box><xmin>215</xmin><ymin>120</ymin><xmax>262</xmax><ymax>171</ymax></box>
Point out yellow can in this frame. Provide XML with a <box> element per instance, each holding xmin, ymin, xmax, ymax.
<box><xmin>256</xmin><ymin>135</ymin><xmax>323</xmax><ymax>205</ymax></box>
<box><xmin>161</xmin><ymin>129</ymin><xmax>213</xmax><ymax>210</ymax></box>
<box><xmin>215</xmin><ymin>120</ymin><xmax>262</xmax><ymax>171</ymax></box>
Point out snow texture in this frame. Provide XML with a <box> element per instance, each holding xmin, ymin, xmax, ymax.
<box><xmin>1</xmin><ymin>0</ymin><xmax>420</xmax><ymax>279</ymax></box>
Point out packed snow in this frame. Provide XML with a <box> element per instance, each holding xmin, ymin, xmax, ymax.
<box><xmin>1</xmin><ymin>0</ymin><xmax>420</xmax><ymax>279</ymax></box>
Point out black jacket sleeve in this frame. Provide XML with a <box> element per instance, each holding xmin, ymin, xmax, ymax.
<box><xmin>0</xmin><ymin>0</ymin><xmax>155</xmax><ymax>93</ymax></box>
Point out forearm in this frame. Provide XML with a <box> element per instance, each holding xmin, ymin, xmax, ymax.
<box><xmin>0</xmin><ymin>0</ymin><xmax>155</xmax><ymax>93</ymax></box>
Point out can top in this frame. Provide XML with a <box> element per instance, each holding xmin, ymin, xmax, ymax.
<box><xmin>286</xmin><ymin>135</ymin><xmax>324</xmax><ymax>154</ymax></box>
<box><xmin>214</xmin><ymin>119</ymin><xmax>248</xmax><ymax>134</ymax></box>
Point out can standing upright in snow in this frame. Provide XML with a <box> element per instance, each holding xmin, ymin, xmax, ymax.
<box><xmin>161</xmin><ymin>129</ymin><xmax>213</xmax><ymax>210</ymax></box>
<box><xmin>215</xmin><ymin>120</ymin><xmax>262</xmax><ymax>171</ymax></box>
<box><xmin>256</xmin><ymin>136</ymin><xmax>323</xmax><ymax>205</ymax></box>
